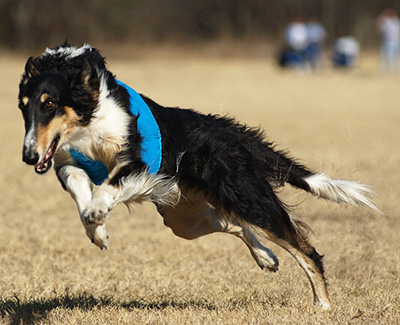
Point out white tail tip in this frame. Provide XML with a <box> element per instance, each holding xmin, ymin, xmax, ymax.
<box><xmin>304</xmin><ymin>173</ymin><xmax>382</xmax><ymax>214</ymax></box>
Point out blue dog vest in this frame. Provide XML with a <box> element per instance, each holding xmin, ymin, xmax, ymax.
<box><xmin>70</xmin><ymin>80</ymin><xmax>162</xmax><ymax>185</ymax></box>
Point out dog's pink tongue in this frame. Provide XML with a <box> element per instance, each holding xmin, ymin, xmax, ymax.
<box><xmin>35</xmin><ymin>159</ymin><xmax>48</xmax><ymax>173</ymax></box>
<box><xmin>35</xmin><ymin>162</ymin><xmax>43</xmax><ymax>172</ymax></box>
<box><xmin>34</xmin><ymin>146</ymin><xmax>54</xmax><ymax>174</ymax></box>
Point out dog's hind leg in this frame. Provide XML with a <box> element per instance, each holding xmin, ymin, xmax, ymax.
<box><xmin>236</xmin><ymin>224</ymin><xmax>279</xmax><ymax>272</ymax></box>
<box><xmin>57</xmin><ymin>166</ymin><xmax>109</xmax><ymax>249</ymax></box>
<box><xmin>157</xmin><ymin>191</ymin><xmax>279</xmax><ymax>272</ymax></box>
<box><xmin>259</xmin><ymin>220</ymin><xmax>331</xmax><ymax>309</ymax></box>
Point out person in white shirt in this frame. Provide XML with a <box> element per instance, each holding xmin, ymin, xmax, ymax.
<box><xmin>306</xmin><ymin>18</ymin><xmax>326</xmax><ymax>70</ymax></box>
<box><xmin>376</xmin><ymin>8</ymin><xmax>400</xmax><ymax>73</ymax></box>
<box><xmin>285</xmin><ymin>17</ymin><xmax>308</xmax><ymax>68</ymax></box>
<box><xmin>332</xmin><ymin>36</ymin><xmax>360</xmax><ymax>68</ymax></box>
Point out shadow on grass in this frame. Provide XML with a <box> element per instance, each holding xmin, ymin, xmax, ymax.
<box><xmin>0</xmin><ymin>292</ymin><xmax>218</xmax><ymax>324</ymax></box>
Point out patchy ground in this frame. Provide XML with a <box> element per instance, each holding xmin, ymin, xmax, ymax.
<box><xmin>0</xmin><ymin>53</ymin><xmax>398</xmax><ymax>324</ymax></box>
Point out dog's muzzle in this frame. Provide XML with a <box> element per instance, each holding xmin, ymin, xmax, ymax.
<box><xmin>22</xmin><ymin>146</ymin><xmax>39</xmax><ymax>165</ymax></box>
<box><xmin>22</xmin><ymin>135</ymin><xmax>60</xmax><ymax>174</ymax></box>
<box><xmin>34</xmin><ymin>135</ymin><xmax>60</xmax><ymax>174</ymax></box>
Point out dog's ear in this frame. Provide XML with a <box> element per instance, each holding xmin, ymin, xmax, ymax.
<box><xmin>74</xmin><ymin>60</ymin><xmax>100</xmax><ymax>90</ymax></box>
<box><xmin>24</xmin><ymin>57</ymin><xmax>40</xmax><ymax>78</ymax></box>
<box><xmin>80</xmin><ymin>61</ymin><xmax>94</xmax><ymax>85</ymax></box>
<box><xmin>70</xmin><ymin>60</ymin><xmax>100</xmax><ymax>124</ymax></box>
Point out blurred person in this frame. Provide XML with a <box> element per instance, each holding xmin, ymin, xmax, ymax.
<box><xmin>376</xmin><ymin>8</ymin><xmax>400</xmax><ymax>73</ymax></box>
<box><xmin>332</xmin><ymin>36</ymin><xmax>360</xmax><ymax>68</ymax></box>
<box><xmin>306</xmin><ymin>17</ymin><xmax>327</xmax><ymax>70</ymax></box>
<box><xmin>283</xmin><ymin>16</ymin><xmax>308</xmax><ymax>69</ymax></box>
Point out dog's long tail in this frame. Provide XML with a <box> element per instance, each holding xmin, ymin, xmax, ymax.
<box><xmin>301</xmin><ymin>173</ymin><xmax>381</xmax><ymax>213</ymax></box>
<box><xmin>272</xmin><ymin>154</ymin><xmax>381</xmax><ymax>214</ymax></box>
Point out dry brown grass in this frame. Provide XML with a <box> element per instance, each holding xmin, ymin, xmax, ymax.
<box><xmin>0</xmin><ymin>52</ymin><xmax>399</xmax><ymax>324</ymax></box>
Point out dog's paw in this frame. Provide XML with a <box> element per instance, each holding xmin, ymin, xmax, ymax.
<box><xmin>252</xmin><ymin>248</ymin><xmax>279</xmax><ymax>273</ymax></box>
<box><xmin>83</xmin><ymin>201</ymin><xmax>110</xmax><ymax>225</ymax></box>
<box><xmin>264</xmin><ymin>262</ymin><xmax>279</xmax><ymax>273</ymax></box>
<box><xmin>85</xmin><ymin>223</ymin><xmax>109</xmax><ymax>250</ymax></box>
<box><xmin>258</xmin><ymin>258</ymin><xmax>279</xmax><ymax>273</ymax></box>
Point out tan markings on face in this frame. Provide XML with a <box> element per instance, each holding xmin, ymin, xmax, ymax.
<box><xmin>37</xmin><ymin>120</ymin><xmax>60</xmax><ymax>157</ymax></box>
<box><xmin>40</xmin><ymin>93</ymin><xmax>50</xmax><ymax>103</ymax></box>
<box><xmin>22</xmin><ymin>97</ymin><xmax>29</xmax><ymax>106</ymax></box>
<box><xmin>63</xmin><ymin>106</ymin><xmax>80</xmax><ymax>135</ymax></box>
<box><xmin>36</xmin><ymin>107</ymin><xmax>80</xmax><ymax>157</ymax></box>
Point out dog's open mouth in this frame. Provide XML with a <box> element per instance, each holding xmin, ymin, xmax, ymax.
<box><xmin>35</xmin><ymin>135</ymin><xmax>60</xmax><ymax>174</ymax></box>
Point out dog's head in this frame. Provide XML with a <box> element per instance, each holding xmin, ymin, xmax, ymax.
<box><xmin>18</xmin><ymin>45</ymin><xmax>104</xmax><ymax>174</ymax></box>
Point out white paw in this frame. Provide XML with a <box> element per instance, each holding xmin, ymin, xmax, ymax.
<box><xmin>315</xmin><ymin>300</ymin><xmax>331</xmax><ymax>310</ymax></box>
<box><xmin>85</xmin><ymin>223</ymin><xmax>109</xmax><ymax>250</ymax></box>
<box><xmin>252</xmin><ymin>248</ymin><xmax>279</xmax><ymax>273</ymax></box>
<box><xmin>83</xmin><ymin>199</ymin><xmax>110</xmax><ymax>225</ymax></box>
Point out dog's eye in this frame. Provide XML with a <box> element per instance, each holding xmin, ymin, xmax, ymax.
<box><xmin>45</xmin><ymin>99</ymin><xmax>55</xmax><ymax>108</ymax></box>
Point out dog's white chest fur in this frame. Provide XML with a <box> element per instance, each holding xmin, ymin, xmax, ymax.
<box><xmin>65</xmin><ymin>93</ymin><xmax>131</xmax><ymax>165</ymax></box>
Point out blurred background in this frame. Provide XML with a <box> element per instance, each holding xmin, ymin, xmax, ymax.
<box><xmin>0</xmin><ymin>2</ymin><xmax>399</xmax><ymax>323</ymax></box>
<box><xmin>1</xmin><ymin>0</ymin><xmax>399</xmax><ymax>57</ymax></box>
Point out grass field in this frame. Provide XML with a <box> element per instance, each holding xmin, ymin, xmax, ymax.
<box><xmin>0</xmin><ymin>51</ymin><xmax>399</xmax><ymax>324</ymax></box>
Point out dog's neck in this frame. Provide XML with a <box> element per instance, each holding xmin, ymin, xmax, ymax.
<box><xmin>65</xmin><ymin>92</ymin><xmax>130</xmax><ymax>169</ymax></box>
<box><xmin>62</xmin><ymin>79</ymin><xmax>162</xmax><ymax>185</ymax></box>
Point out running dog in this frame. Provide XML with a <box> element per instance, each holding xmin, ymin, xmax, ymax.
<box><xmin>18</xmin><ymin>44</ymin><xmax>380</xmax><ymax>309</ymax></box>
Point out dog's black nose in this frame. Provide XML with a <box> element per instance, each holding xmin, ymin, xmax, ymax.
<box><xmin>23</xmin><ymin>149</ymin><xmax>39</xmax><ymax>165</ymax></box>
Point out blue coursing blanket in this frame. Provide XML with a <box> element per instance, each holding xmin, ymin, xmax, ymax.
<box><xmin>69</xmin><ymin>79</ymin><xmax>162</xmax><ymax>185</ymax></box>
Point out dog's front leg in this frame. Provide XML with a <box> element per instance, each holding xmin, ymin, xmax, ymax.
<box><xmin>83</xmin><ymin>171</ymin><xmax>180</xmax><ymax>225</ymax></box>
<box><xmin>83</xmin><ymin>183</ymin><xmax>119</xmax><ymax>226</ymax></box>
<box><xmin>57</xmin><ymin>166</ymin><xmax>109</xmax><ymax>249</ymax></box>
